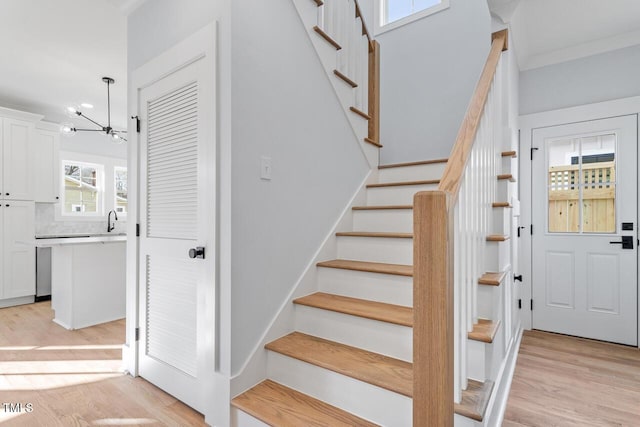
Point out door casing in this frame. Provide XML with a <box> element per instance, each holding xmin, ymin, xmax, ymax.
<box><xmin>125</xmin><ymin>22</ymin><xmax>229</xmax><ymax>425</ymax></box>
<box><xmin>520</xmin><ymin>95</ymin><xmax>640</xmax><ymax>348</ymax></box>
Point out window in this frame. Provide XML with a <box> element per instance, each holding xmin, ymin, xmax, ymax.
<box><xmin>58</xmin><ymin>152</ymin><xmax>126</xmax><ymax>221</ymax></box>
<box><xmin>378</xmin><ymin>0</ymin><xmax>449</xmax><ymax>33</ymax></box>
<box><xmin>62</xmin><ymin>162</ymin><xmax>103</xmax><ymax>215</ymax></box>
<box><xmin>114</xmin><ymin>167</ymin><xmax>128</xmax><ymax>215</ymax></box>
<box><xmin>547</xmin><ymin>134</ymin><xmax>616</xmax><ymax>234</ymax></box>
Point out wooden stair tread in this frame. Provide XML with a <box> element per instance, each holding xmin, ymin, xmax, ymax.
<box><xmin>231</xmin><ymin>380</ymin><xmax>379</xmax><ymax>427</ymax></box>
<box><xmin>364</xmin><ymin>137</ymin><xmax>383</xmax><ymax>148</ymax></box>
<box><xmin>455</xmin><ymin>379</ymin><xmax>495</xmax><ymax>422</ymax></box>
<box><xmin>468</xmin><ymin>319</ymin><xmax>500</xmax><ymax>343</ymax></box>
<box><xmin>336</xmin><ymin>231</ymin><xmax>412</xmax><ymax>238</ymax></box>
<box><xmin>487</xmin><ymin>234</ymin><xmax>509</xmax><ymax>242</ymax></box>
<box><xmin>366</xmin><ymin>179</ymin><xmax>439</xmax><ymax>188</ymax></box>
<box><xmin>492</xmin><ymin>201</ymin><xmax>512</xmax><ymax>208</ymax></box>
<box><xmin>334</xmin><ymin>69</ymin><xmax>358</xmax><ymax>88</ymax></box>
<box><xmin>350</xmin><ymin>106</ymin><xmax>371</xmax><ymax>120</ymax></box>
<box><xmin>312</xmin><ymin>0</ymin><xmax>324</xmax><ymax>5</ymax></box>
<box><xmin>497</xmin><ymin>173</ymin><xmax>516</xmax><ymax>182</ymax></box>
<box><xmin>313</xmin><ymin>26</ymin><xmax>342</xmax><ymax>50</ymax></box>
<box><xmin>352</xmin><ymin>205</ymin><xmax>412</xmax><ymax>210</ymax></box>
<box><xmin>266</xmin><ymin>332</ymin><xmax>413</xmax><ymax>397</ymax></box>
<box><xmin>378</xmin><ymin>158</ymin><xmax>449</xmax><ymax>169</ymax></box>
<box><xmin>294</xmin><ymin>292</ymin><xmax>413</xmax><ymax>327</ymax></box>
<box><xmin>478</xmin><ymin>271</ymin><xmax>506</xmax><ymax>286</ymax></box>
<box><xmin>501</xmin><ymin>150</ymin><xmax>517</xmax><ymax>158</ymax></box>
<box><xmin>317</xmin><ymin>259</ymin><xmax>412</xmax><ymax>277</ymax></box>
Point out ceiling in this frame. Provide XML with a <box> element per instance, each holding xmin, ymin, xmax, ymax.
<box><xmin>490</xmin><ymin>0</ymin><xmax>640</xmax><ymax>70</ymax></box>
<box><xmin>0</xmin><ymin>0</ymin><xmax>128</xmax><ymax>129</ymax></box>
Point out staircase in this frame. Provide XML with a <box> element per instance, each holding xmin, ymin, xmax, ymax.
<box><xmin>231</xmin><ymin>1</ymin><xmax>517</xmax><ymax>425</ymax></box>
<box><xmin>232</xmin><ymin>154</ymin><xmax>514</xmax><ymax>426</ymax></box>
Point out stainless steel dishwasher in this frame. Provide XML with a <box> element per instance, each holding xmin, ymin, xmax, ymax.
<box><xmin>36</xmin><ymin>247</ymin><xmax>52</xmax><ymax>301</ymax></box>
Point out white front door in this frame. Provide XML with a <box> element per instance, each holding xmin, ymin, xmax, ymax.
<box><xmin>532</xmin><ymin>115</ymin><xmax>638</xmax><ymax>345</ymax></box>
<box><xmin>137</xmin><ymin>49</ymin><xmax>215</xmax><ymax>412</ymax></box>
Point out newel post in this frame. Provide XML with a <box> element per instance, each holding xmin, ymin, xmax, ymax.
<box><xmin>413</xmin><ymin>191</ymin><xmax>454</xmax><ymax>426</ymax></box>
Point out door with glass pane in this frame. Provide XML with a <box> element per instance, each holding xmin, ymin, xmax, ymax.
<box><xmin>532</xmin><ymin>115</ymin><xmax>638</xmax><ymax>345</ymax></box>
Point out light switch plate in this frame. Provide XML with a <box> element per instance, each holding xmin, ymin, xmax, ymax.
<box><xmin>260</xmin><ymin>156</ymin><xmax>272</xmax><ymax>180</ymax></box>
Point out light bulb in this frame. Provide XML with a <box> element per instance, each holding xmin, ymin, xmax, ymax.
<box><xmin>110</xmin><ymin>131</ymin><xmax>124</xmax><ymax>144</ymax></box>
<box><xmin>60</xmin><ymin>122</ymin><xmax>76</xmax><ymax>137</ymax></box>
<box><xmin>66</xmin><ymin>106</ymin><xmax>80</xmax><ymax>118</ymax></box>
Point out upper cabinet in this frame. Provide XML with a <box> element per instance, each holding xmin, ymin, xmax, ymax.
<box><xmin>2</xmin><ymin>118</ymin><xmax>35</xmax><ymax>201</ymax></box>
<box><xmin>34</xmin><ymin>128</ymin><xmax>60</xmax><ymax>203</ymax></box>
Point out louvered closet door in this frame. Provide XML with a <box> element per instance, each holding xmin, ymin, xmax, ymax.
<box><xmin>138</xmin><ymin>54</ymin><xmax>213</xmax><ymax>413</ymax></box>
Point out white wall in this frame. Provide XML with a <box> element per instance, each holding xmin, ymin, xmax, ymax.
<box><xmin>60</xmin><ymin>131</ymin><xmax>127</xmax><ymax>159</ymax></box>
<box><xmin>128</xmin><ymin>0</ymin><xmax>369</xmax><ymax>383</ymax></box>
<box><xmin>520</xmin><ymin>44</ymin><xmax>640</xmax><ymax>115</ymax></box>
<box><xmin>376</xmin><ymin>0</ymin><xmax>492</xmax><ymax>164</ymax></box>
<box><xmin>230</xmin><ymin>0</ymin><xmax>369</xmax><ymax>374</ymax></box>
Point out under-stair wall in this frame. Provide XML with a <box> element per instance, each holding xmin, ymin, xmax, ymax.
<box><xmin>229</xmin><ymin>0</ymin><xmax>372</xmax><ymax>383</ymax></box>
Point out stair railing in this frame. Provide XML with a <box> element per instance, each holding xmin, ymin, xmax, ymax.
<box><xmin>314</xmin><ymin>0</ymin><xmax>380</xmax><ymax>144</ymax></box>
<box><xmin>413</xmin><ymin>29</ymin><xmax>508</xmax><ymax>426</ymax></box>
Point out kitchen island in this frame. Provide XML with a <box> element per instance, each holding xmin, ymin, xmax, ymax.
<box><xmin>36</xmin><ymin>234</ymin><xmax>126</xmax><ymax>330</ymax></box>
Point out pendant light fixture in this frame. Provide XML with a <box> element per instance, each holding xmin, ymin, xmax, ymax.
<box><xmin>60</xmin><ymin>77</ymin><xmax>127</xmax><ymax>143</ymax></box>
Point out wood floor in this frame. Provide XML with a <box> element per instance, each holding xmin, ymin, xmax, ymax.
<box><xmin>504</xmin><ymin>330</ymin><xmax>640</xmax><ymax>427</ymax></box>
<box><xmin>0</xmin><ymin>301</ymin><xmax>205</xmax><ymax>426</ymax></box>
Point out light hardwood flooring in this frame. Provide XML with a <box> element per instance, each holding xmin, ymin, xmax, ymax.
<box><xmin>0</xmin><ymin>301</ymin><xmax>205</xmax><ymax>426</ymax></box>
<box><xmin>504</xmin><ymin>330</ymin><xmax>640</xmax><ymax>427</ymax></box>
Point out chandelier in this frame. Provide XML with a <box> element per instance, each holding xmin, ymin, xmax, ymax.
<box><xmin>60</xmin><ymin>77</ymin><xmax>127</xmax><ymax>143</ymax></box>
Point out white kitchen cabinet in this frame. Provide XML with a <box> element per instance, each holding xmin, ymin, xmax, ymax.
<box><xmin>2</xmin><ymin>118</ymin><xmax>35</xmax><ymax>201</ymax></box>
<box><xmin>34</xmin><ymin>128</ymin><xmax>60</xmax><ymax>203</ymax></box>
<box><xmin>1</xmin><ymin>200</ymin><xmax>35</xmax><ymax>302</ymax></box>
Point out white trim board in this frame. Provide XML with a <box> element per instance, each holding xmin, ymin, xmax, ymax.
<box><xmin>519</xmin><ymin>96</ymin><xmax>640</xmax><ymax>349</ymax></box>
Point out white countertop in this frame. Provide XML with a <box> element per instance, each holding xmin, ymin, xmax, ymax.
<box><xmin>34</xmin><ymin>233</ymin><xmax>127</xmax><ymax>246</ymax></box>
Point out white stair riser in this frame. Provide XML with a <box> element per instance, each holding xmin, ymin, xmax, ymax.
<box><xmin>492</xmin><ymin>208</ymin><xmax>511</xmax><ymax>235</ymax></box>
<box><xmin>378</xmin><ymin>163</ymin><xmax>446</xmax><ymax>184</ymax></box>
<box><xmin>318</xmin><ymin>267</ymin><xmax>413</xmax><ymax>306</ymax></box>
<box><xmin>268</xmin><ymin>352</ymin><xmax>412</xmax><ymax>427</ymax></box>
<box><xmin>366</xmin><ymin>183</ymin><xmax>438</xmax><ymax>205</ymax></box>
<box><xmin>467</xmin><ymin>339</ymin><xmax>488</xmax><ymax>383</ymax></box>
<box><xmin>337</xmin><ymin>236</ymin><xmax>413</xmax><ymax>264</ymax></box>
<box><xmin>455</xmin><ymin>413</ymin><xmax>483</xmax><ymax>427</ymax></box>
<box><xmin>231</xmin><ymin>407</ymin><xmax>269</xmax><ymax>427</ymax></box>
<box><xmin>352</xmin><ymin>209</ymin><xmax>413</xmax><ymax>233</ymax></box>
<box><xmin>496</xmin><ymin>180</ymin><xmax>511</xmax><ymax>201</ymax></box>
<box><xmin>485</xmin><ymin>240</ymin><xmax>511</xmax><ymax>272</ymax></box>
<box><xmin>477</xmin><ymin>286</ymin><xmax>497</xmax><ymax>320</ymax></box>
<box><xmin>295</xmin><ymin>305</ymin><xmax>412</xmax><ymax>362</ymax></box>
<box><xmin>501</xmin><ymin>156</ymin><xmax>513</xmax><ymax>174</ymax></box>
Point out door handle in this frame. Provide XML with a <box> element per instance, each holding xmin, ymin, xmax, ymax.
<box><xmin>609</xmin><ymin>236</ymin><xmax>634</xmax><ymax>249</ymax></box>
<box><xmin>188</xmin><ymin>246</ymin><xmax>205</xmax><ymax>259</ymax></box>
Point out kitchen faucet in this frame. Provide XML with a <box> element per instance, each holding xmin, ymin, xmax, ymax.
<box><xmin>107</xmin><ymin>210</ymin><xmax>118</xmax><ymax>232</ymax></box>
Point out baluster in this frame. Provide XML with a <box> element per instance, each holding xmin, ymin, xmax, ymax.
<box><xmin>454</xmin><ymin>202</ymin><xmax>461</xmax><ymax>403</ymax></box>
<box><xmin>324</xmin><ymin>0</ymin><xmax>334</xmax><ymax>38</ymax></box>
<box><xmin>318</xmin><ymin>3</ymin><xmax>324</xmax><ymax>30</ymax></box>
<box><xmin>353</xmin><ymin>22</ymin><xmax>361</xmax><ymax>109</ymax></box>
<box><xmin>336</xmin><ymin>0</ymin><xmax>346</xmax><ymax>73</ymax></box>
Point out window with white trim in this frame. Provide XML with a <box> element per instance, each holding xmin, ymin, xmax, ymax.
<box><xmin>377</xmin><ymin>0</ymin><xmax>449</xmax><ymax>34</ymax></box>
<box><xmin>62</xmin><ymin>161</ymin><xmax>104</xmax><ymax>215</ymax></box>
<box><xmin>114</xmin><ymin>167</ymin><xmax>128</xmax><ymax>215</ymax></box>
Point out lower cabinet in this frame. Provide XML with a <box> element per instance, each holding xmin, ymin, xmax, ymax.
<box><xmin>0</xmin><ymin>200</ymin><xmax>35</xmax><ymax>304</ymax></box>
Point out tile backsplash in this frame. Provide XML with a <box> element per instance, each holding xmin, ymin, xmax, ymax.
<box><xmin>35</xmin><ymin>203</ymin><xmax>127</xmax><ymax>236</ymax></box>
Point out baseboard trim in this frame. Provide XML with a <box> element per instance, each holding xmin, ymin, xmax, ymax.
<box><xmin>483</xmin><ymin>324</ymin><xmax>523</xmax><ymax>426</ymax></box>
